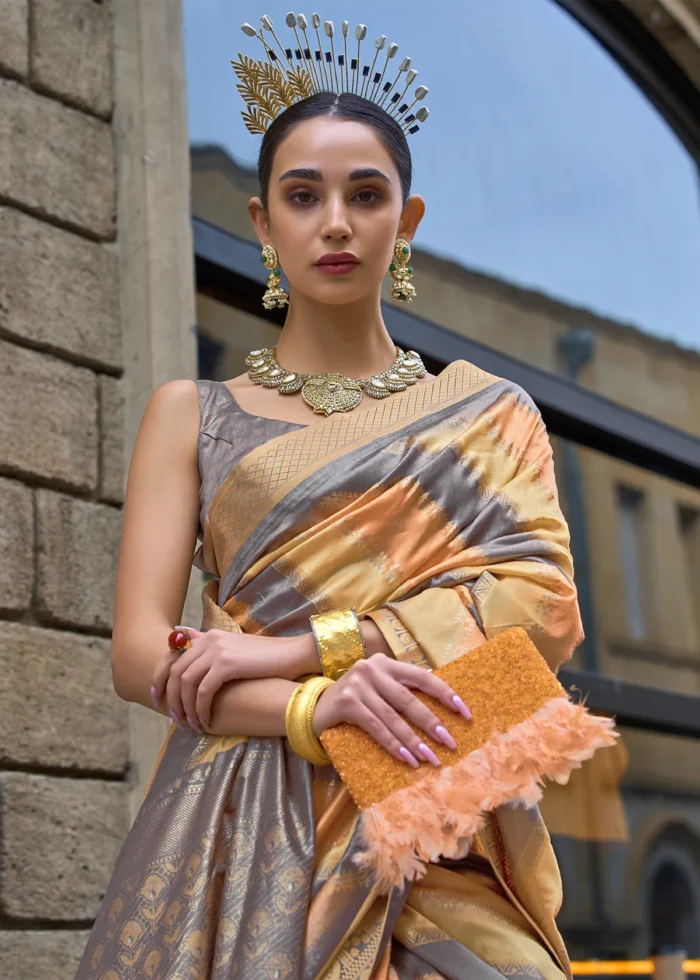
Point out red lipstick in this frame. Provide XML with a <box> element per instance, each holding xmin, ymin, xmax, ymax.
<box><xmin>315</xmin><ymin>251</ymin><xmax>359</xmax><ymax>275</ymax></box>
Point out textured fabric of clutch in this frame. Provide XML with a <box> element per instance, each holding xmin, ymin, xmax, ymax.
<box><xmin>319</xmin><ymin>626</ymin><xmax>618</xmax><ymax>893</ymax></box>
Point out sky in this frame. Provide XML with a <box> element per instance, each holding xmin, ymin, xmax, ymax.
<box><xmin>183</xmin><ymin>0</ymin><xmax>700</xmax><ymax>352</ymax></box>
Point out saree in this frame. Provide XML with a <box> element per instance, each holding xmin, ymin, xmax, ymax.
<box><xmin>77</xmin><ymin>359</ymin><xmax>583</xmax><ymax>980</ymax></box>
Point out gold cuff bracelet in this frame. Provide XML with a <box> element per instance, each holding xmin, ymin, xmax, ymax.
<box><xmin>309</xmin><ymin>607</ymin><xmax>368</xmax><ymax>681</ymax></box>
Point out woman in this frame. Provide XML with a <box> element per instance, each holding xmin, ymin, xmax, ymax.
<box><xmin>77</xmin><ymin>19</ymin><xmax>583</xmax><ymax>980</ymax></box>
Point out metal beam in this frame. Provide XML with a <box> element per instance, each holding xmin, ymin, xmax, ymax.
<box><xmin>193</xmin><ymin>216</ymin><xmax>700</xmax><ymax>489</ymax></box>
<box><xmin>559</xmin><ymin>668</ymin><xmax>700</xmax><ymax>739</ymax></box>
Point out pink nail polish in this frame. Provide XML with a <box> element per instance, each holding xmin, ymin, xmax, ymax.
<box><xmin>187</xmin><ymin>716</ymin><xmax>203</xmax><ymax>734</ymax></box>
<box><xmin>452</xmin><ymin>694</ymin><xmax>471</xmax><ymax>720</ymax></box>
<box><xmin>170</xmin><ymin>710</ymin><xmax>185</xmax><ymax>731</ymax></box>
<box><xmin>416</xmin><ymin>742</ymin><xmax>441</xmax><ymax>767</ymax></box>
<box><xmin>435</xmin><ymin>725</ymin><xmax>457</xmax><ymax>750</ymax></box>
<box><xmin>399</xmin><ymin>746</ymin><xmax>419</xmax><ymax>768</ymax></box>
<box><xmin>150</xmin><ymin>685</ymin><xmax>160</xmax><ymax>707</ymax></box>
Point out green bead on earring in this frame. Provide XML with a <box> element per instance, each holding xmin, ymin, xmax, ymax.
<box><xmin>261</xmin><ymin>245</ymin><xmax>289</xmax><ymax>311</ymax></box>
<box><xmin>389</xmin><ymin>239</ymin><xmax>416</xmax><ymax>303</ymax></box>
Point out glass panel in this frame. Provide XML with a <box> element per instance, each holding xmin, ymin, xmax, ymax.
<box><xmin>543</xmin><ymin>725</ymin><xmax>700</xmax><ymax>960</ymax></box>
<box><xmin>552</xmin><ymin>436</ymin><xmax>700</xmax><ymax>691</ymax></box>
<box><xmin>185</xmin><ymin>0</ymin><xmax>700</xmax><ymax>440</ymax></box>
<box><xmin>617</xmin><ymin>486</ymin><xmax>648</xmax><ymax>641</ymax></box>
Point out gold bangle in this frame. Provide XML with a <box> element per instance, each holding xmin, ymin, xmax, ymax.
<box><xmin>309</xmin><ymin>607</ymin><xmax>367</xmax><ymax>681</ymax></box>
<box><xmin>286</xmin><ymin>677</ymin><xmax>333</xmax><ymax>765</ymax></box>
<box><xmin>285</xmin><ymin>676</ymin><xmax>334</xmax><ymax>765</ymax></box>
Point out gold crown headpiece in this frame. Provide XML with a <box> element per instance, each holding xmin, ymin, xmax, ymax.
<box><xmin>232</xmin><ymin>12</ymin><xmax>429</xmax><ymax>137</ymax></box>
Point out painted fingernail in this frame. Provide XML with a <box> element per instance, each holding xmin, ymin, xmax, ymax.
<box><xmin>417</xmin><ymin>742</ymin><xmax>441</xmax><ymax>767</ymax></box>
<box><xmin>452</xmin><ymin>694</ymin><xmax>471</xmax><ymax>720</ymax></box>
<box><xmin>170</xmin><ymin>710</ymin><xmax>185</xmax><ymax>731</ymax></box>
<box><xmin>150</xmin><ymin>686</ymin><xmax>160</xmax><ymax>709</ymax></box>
<box><xmin>399</xmin><ymin>746</ymin><xmax>419</xmax><ymax>768</ymax></box>
<box><xmin>434</xmin><ymin>725</ymin><xmax>457</xmax><ymax>750</ymax></box>
<box><xmin>186</xmin><ymin>716</ymin><xmax>203</xmax><ymax>734</ymax></box>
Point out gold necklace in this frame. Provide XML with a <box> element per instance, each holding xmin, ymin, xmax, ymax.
<box><xmin>244</xmin><ymin>345</ymin><xmax>427</xmax><ymax>418</ymax></box>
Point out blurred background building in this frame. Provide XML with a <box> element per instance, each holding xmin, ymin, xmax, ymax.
<box><xmin>1</xmin><ymin>0</ymin><xmax>700</xmax><ymax>975</ymax></box>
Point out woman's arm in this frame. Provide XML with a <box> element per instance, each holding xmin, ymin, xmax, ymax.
<box><xmin>204</xmin><ymin>644</ymin><xmax>467</xmax><ymax>773</ymax></box>
<box><xmin>111</xmin><ymin>379</ymin><xmax>203</xmax><ymax>706</ymax></box>
<box><xmin>202</xmin><ymin>618</ymin><xmax>394</xmax><ymax>736</ymax></box>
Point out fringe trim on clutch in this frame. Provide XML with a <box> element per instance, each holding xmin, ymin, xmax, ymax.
<box><xmin>352</xmin><ymin>696</ymin><xmax>618</xmax><ymax>894</ymax></box>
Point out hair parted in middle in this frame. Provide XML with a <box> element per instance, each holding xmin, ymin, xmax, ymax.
<box><xmin>256</xmin><ymin>92</ymin><xmax>413</xmax><ymax>210</ymax></box>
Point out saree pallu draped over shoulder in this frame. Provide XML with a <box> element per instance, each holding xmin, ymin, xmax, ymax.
<box><xmin>77</xmin><ymin>360</ymin><xmax>582</xmax><ymax>980</ymax></box>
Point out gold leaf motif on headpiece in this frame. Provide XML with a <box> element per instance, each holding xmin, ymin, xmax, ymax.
<box><xmin>241</xmin><ymin>107</ymin><xmax>273</xmax><ymax>135</ymax></box>
<box><xmin>233</xmin><ymin>56</ymin><xmax>284</xmax><ymax>124</ymax></box>
<box><xmin>232</xmin><ymin>53</ymin><xmax>312</xmax><ymax>134</ymax></box>
<box><xmin>287</xmin><ymin>65</ymin><xmax>315</xmax><ymax>101</ymax></box>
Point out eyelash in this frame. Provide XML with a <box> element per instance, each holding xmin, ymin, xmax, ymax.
<box><xmin>288</xmin><ymin>189</ymin><xmax>381</xmax><ymax>205</ymax></box>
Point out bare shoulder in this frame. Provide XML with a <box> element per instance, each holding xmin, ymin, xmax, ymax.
<box><xmin>135</xmin><ymin>379</ymin><xmax>201</xmax><ymax>464</ymax></box>
<box><xmin>148</xmin><ymin>378</ymin><xmax>199</xmax><ymax>410</ymax></box>
<box><xmin>145</xmin><ymin>379</ymin><xmax>200</xmax><ymax>425</ymax></box>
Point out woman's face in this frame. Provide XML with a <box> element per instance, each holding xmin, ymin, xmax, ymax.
<box><xmin>250</xmin><ymin>116</ymin><xmax>424</xmax><ymax>306</ymax></box>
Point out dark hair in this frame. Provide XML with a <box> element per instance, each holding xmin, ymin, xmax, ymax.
<box><xmin>257</xmin><ymin>92</ymin><xmax>412</xmax><ymax>210</ymax></box>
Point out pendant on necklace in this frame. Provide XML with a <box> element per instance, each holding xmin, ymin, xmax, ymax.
<box><xmin>301</xmin><ymin>373</ymin><xmax>363</xmax><ymax>416</ymax></box>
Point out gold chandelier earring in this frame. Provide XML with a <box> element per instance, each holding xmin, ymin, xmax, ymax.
<box><xmin>261</xmin><ymin>245</ymin><xmax>289</xmax><ymax>310</ymax></box>
<box><xmin>389</xmin><ymin>239</ymin><xmax>416</xmax><ymax>303</ymax></box>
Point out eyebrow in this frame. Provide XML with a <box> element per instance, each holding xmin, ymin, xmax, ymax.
<box><xmin>278</xmin><ymin>167</ymin><xmax>392</xmax><ymax>184</ymax></box>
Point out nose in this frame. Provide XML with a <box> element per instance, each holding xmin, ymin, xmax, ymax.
<box><xmin>320</xmin><ymin>192</ymin><xmax>352</xmax><ymax>243</ymax></box>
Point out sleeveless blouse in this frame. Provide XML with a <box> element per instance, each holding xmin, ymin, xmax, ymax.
<box><xmin>193</xmin><ymin>379</ymin><xmax>309</xmax><ymax>573</ymax></box>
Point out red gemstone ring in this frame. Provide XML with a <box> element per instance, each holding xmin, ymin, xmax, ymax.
<box><xmin>167</xmin><ymin>629</ymin><xmax>191</xmax><ymax>654</ymax></box>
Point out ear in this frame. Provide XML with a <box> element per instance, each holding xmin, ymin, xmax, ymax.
<box><xmin>248</xmin><ymin>196</ymin><xmax>271</xmax><ymax>247</ymax></box>
<box><xmin>397</xmin><ymin>194</ymin><xmax>425</xmax><ymax>243</ymax></box>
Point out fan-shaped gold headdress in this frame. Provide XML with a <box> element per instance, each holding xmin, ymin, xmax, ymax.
<box><xmin>232</xmin><ymin>12</ymin><xmax>429</xmax><ymax>136</ymax></box>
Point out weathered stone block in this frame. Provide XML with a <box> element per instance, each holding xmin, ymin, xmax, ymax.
<box><xmin>0</xmin><ymin>478</ymin><xmax>33</xmax><ymax>611</ymax></box>
<box><xmin>0</xmin><ymin>0</ymin><xmax>28</xmax><ymax>77</ymax></box>
<box><xmin>99</xmin><ymin>374</ymin><xmax>125</xmax><ymax>503</ymax></box>
<box><xmin>0</xmin><ymin>342</ymin><xmax>97</xmax><ymax>491</ymax></box>
<box><xmin>0</xmin><ymin>207</ymin><xmax>121</xmax><ymax>368</ymax></box>
<box><xmin>31</xmin><ymin>0</ymin><xmax>113</xmax><ymax>117</ymax></box>
<box><xmin>0</xmin><ymin>79</ymin><xmax>115</xmax><ymax>238</ymax></box>
<box><xmin>37</xmin><ymin>490</ymin><xmax>121</xmax><ymax>630</ymax></box>
<box><xmin>0</xmin><ymin>622</ymin><xmax>127</xmax><ymax>772</ymax></box>
<box><xmin>0</xmin><ymin>772</ymin><xmax>127</xmax><ymax>919</ymax></box>
<box><xmin>0</xmin><ymin>930</ymin><xmax>91</xmax><ymax>980</ymax></box>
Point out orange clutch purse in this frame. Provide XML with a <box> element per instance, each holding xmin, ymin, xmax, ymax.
<box><xmin>319</xmin><ymin>626</ymin><xmax>617</xmax><ymax>893</ymax></box>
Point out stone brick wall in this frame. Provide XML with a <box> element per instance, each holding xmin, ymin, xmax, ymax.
<box><xmin>0</xmin><ymin>2</ymin><xmax>130</xmax><ymax>975</ymax></box>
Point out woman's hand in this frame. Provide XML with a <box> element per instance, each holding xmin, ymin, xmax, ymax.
<box><xmin>151</xmin><ymin>627</ymin><xmax>310</xmax><ymax>731</ymax></box>
<box><xmin>311</xmin><ymin>654</ymin><xmax>472</xmax><ymax>768</ymax></box>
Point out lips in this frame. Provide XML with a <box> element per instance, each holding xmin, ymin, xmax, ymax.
<box><xmin>315</xmin><ymin>252</ymin><xmax>359</xmax><ymax>275</ymax></box>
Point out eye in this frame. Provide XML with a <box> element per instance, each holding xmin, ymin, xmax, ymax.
<box><xmin>289</xmin><ymin>190</ymin><xmax>316</xmax><ymax>204</ymax></box>
<box><xmin>354</xmin><ymin>189</ymin><xmax>381</xmax><ymax>203</ymax></box>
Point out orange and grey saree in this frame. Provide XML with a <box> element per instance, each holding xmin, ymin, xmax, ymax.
<box><xmin>77</xmin><ymin>359</ymin><xmax>583</xmax><ymax>980</ymax></box>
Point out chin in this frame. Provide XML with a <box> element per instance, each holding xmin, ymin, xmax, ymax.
<box><xmin>297</xmin><ymin>274</ymin><xmax>378</xmax><ymax>306</ymax></box>
<box><xmin>312</xmin><ymin>287</ymin><xmax>368</xmax><ymax>305</ymax></box>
